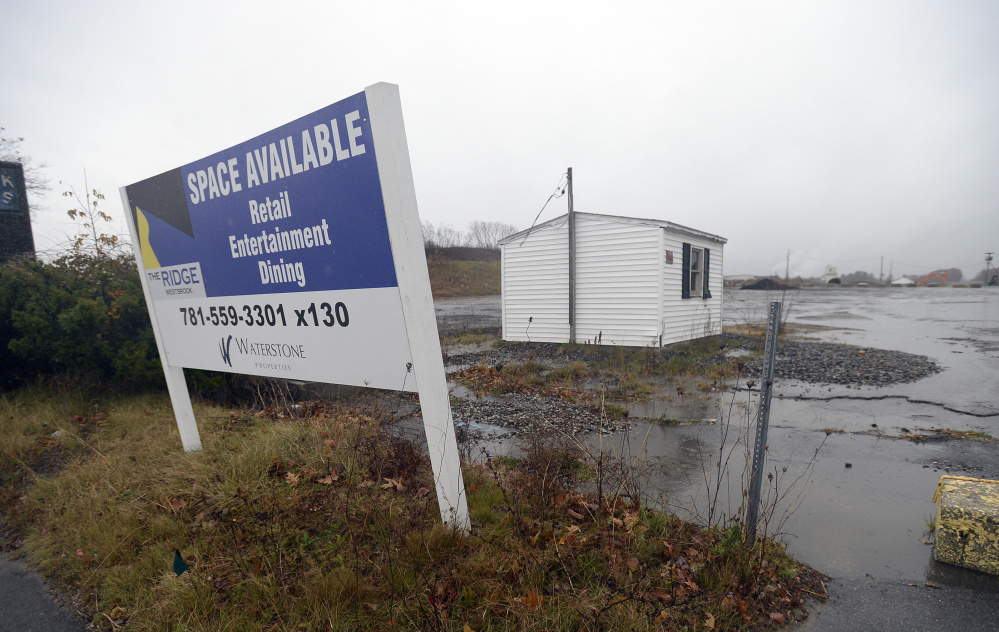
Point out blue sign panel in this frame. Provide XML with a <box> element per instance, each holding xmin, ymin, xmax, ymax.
<box><xmin>126</xmin><ymin>91</ymin><xmax>397</xmax><ymax>298</ymax></box>
<box><xmin>1</xmin><ymin>164</ymin><xmax>25</xmax><ymax>214</ymax></box>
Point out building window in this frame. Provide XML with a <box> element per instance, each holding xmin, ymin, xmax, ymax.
<box><xmin>682</xmin><ymin>242</ymin><xmax>712</xmax><ymax>299</ymax></box>
<box><xmin>690</xmin><ymin>247</ymin><xmax>703</xmax><ymax>296</ymax></box>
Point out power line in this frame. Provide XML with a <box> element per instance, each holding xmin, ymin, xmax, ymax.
<box><xmin>519</xmin><ymin>172</ymin><xmax>568</xmax><ymax>246</ymax></box>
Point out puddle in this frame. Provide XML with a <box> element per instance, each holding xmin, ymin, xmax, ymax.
<box><xmin>611</xmin><ymin>395</ymin><xmax>722</xmax><ymax>424</ymax></box>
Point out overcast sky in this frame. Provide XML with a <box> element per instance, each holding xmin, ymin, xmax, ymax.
<box><xmin>4</xmin><ymin>0</ymin><xmax>997</xmax><ymax>279</ymax></box>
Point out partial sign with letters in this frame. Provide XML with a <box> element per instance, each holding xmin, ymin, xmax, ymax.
<box><xmin>124</xmin><ymin>91</ymin><xmax>414</xmax><ymax>391</ymax></box>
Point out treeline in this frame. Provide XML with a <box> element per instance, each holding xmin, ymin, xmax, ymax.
<box><xmin>421</xmin><ymin>220</ymin><xmax>517</xmax><ymax>250</ymax></box>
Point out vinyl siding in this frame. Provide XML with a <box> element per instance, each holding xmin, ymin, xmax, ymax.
<box><xmin>574</xmin><ymin>216</ymin><xmax>660</xmax><ymax>346</ymax></box>
<box><xmin>500</xmin><ymin>220</ymin><xmax>569</xmax><ymax>342</ymax></box>
<box><xmin>661</xmin><ymin>231</ymin><xmax>723</xmax><ymax>345</ymax></box>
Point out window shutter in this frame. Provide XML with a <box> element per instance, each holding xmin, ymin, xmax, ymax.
<box><xmin>681</xmin><ymin>242</ymin><xmax>691</xmax><ymax>299</ymax></box>
<box><xmin>703</xmin><ymin>248</ymin><xmax>712</xmax><ymax>299</ymax></box>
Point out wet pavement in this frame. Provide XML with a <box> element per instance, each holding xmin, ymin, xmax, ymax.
<box><xmin>434</xmin><ymin>296</ymin><xmax>501</xmax><ymax>336</ymax></box>
<box><xmin>743</xmin><ymin>288</ymin><xmax>999</xmax><ymax>629</ymax></box>
<box><xmin>443</xmin><ymin>287</ymin><xmax>999</xmax><ymax>629</ymax></box>
<box><xmin>0</xmin><ymin>554</ymin><xmax>85</xmax><ymax>632</ymax></box>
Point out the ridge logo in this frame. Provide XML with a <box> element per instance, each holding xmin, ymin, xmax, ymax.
<box><xmin>219</xmin><ymin>335</ymin><xmax>233</xmax><ymax>367</ymax></box>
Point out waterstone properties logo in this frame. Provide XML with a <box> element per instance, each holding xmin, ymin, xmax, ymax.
<box><xmin>219</xmin><ymin>335</ymin><xmax>234</xmax><ymax>367</ymax></box>
<box><xmin>218</xmin><ymin>335</ymin><xmax>307</xmax><ymax>368</ymax></box>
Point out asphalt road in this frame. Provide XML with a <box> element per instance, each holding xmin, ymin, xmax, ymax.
<box><xmin>799</xmin><ymin>577</ymin><xmax>999</xmax><ymax>631</ymax></box>
<box><xmin>0</xmin><ymin>554</ymin><xmax>85</xmax><ymax>632</ymax></box>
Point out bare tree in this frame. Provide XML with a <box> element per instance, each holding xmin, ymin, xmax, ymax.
<box><xmin>467</xmin><ymin>220</ymin><xmax>518</xmax><ymax>249</ymax></box>
<box><xmin>421</xmin><ymin>220</ymin><xmax>438</xmax><ymax>248</ymax></box>
<box><xmin>421</xmin><ymin>221</ymin><xmax>465</xmax><ymax>248</ymax></box>
<box><xmin>0</xmin><ymin>125</ymin><xmax>50</xmax><ymax>213</ymax></box>
<box><xmin>436</xmin><ymin>224</ymin><xmax>465</xmax><ymax>247</ymax></box>
<box><xmin>423</xmin><ymin>219</ymin><xmax>518</xmax><ymax>250</ymax></box>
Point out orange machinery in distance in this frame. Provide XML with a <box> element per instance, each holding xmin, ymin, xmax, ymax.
<box><xmin>915</xmin><ymin>272</ymin><xmax>948</xmax><ymax>286</ymax></box>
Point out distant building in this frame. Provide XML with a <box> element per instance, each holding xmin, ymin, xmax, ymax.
<box><xmin>820</xmin><ymin>265</ymin><xmax>838</xmax><ymax>284</ymax></box>
<box><xmin>499</xmin><ymin>212</ymin><xmax>725</xmax><ymax>347</ymax></box>
<box><xmin>0</xmin><ymin>161</ymin><xmax>36</xmax><ymax>263</ymax></box>
<box><xmin>891</xmin><ymin>276</ymin><xmax>916</xmax><ymax>286</ymax></box>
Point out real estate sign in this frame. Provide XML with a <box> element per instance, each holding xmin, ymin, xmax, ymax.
<box><xmin>124</xmin><ymin>90</ymin><xmax>414</xmax><ymax>390</ymax></box>
<box><xmin>121</xmin><ymin>83</ymin><xmax>467</xmax><ymax>529</ymax></box>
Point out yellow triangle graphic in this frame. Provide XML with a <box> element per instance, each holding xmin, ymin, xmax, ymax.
<box><xmin>136</xmin><ymin>207</ymin><xmax>161</xmax><ymax>269</ymax></box>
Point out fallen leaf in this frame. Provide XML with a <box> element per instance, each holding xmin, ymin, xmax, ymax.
<box><xmin>381</xmin><ymin>477</ymin><xmax>404</xmax><ymax>491</ymax></box>
<box><xmin>166</xmin><ymin>498</ymin><xmax>188</xmax><ymax>514</ymax></box>
<box><xmin>522</xmin><ymin>591</ymin><xmax>543</xmax><ymax>609</ymax></box>
<box><xmin>626</xmin><ymin>557</ymin><xmax>641</xmax><ymax>572</ymax></box>
<box><xmin>286</xmin><ymin>472</ymin><xmax>300</xmax><ymax>486</ymax></box>
<box><xmin>925</xmin><ymin>582</ymin><xmax>941</xmax><ymax>589</ymax></box>
<box><xmin>463</xmin><ymin>625</ymin><xmax>475</xmax><ymax>632</ymax></box>
<box><xmin>623</xmin><ymin>511</ymin><xmax>640</xmax><ymax>530</ymax></box>
<box><xmin>567</xmin><ymin>508</ymin><xmax>584</xmax><ymax>520</ymax></box>
<box><xmin>705</xmin><ymin>612</ymin><xmax>716</xmax><ymax>629</ymax></box>
<box><xmin>770</xmin><ymin>612</ymin><xmax>787</xmax><ymax>624</ymax></box>
<box><xmin>317</xmin><ymin>475</ymin><xmax>336</xmax><ymax>485</ymax></box>
<box><xmin>416</xmin><ymin>487</ymin><xmax>431</xmax><ymax>497</ymax></box>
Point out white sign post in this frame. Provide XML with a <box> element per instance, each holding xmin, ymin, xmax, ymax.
<box><xmin>121</xmin><ymin>83</ymin><xmax>469</xmax><ymax>530</ymax></box>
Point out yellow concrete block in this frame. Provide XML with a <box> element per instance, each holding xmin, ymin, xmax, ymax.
<box><xmin>934</xmin><ymin>476</ymin><xmax>999</xmax><ymax>575</ymax></box>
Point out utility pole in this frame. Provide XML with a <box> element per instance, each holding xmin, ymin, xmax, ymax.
<box><xmin>879</xmin><ymin>256</ymin><xmax>884</xmax><ymax>285</ymax></box>
<box><xmin>987</xmin><ymin>252</ymin><xmax>994</xmax><ymax>286</ymax></box>
<box><xmin>785</xmin><ymin>249</ymin><xmax>790</xmax><ymax>283</ymax></box>
<box><xmin>567</xmin><ymin>168</ymin><xmax>576</xmax><ymax>343</ymax></box>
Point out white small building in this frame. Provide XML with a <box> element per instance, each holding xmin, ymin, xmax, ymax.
<box><xmin>821</xmin><ymin>265</ymin><xmax>839</xmax><ymax>284</ymax></box>
<box><xmin>498</xmin><ymin>212</ymin><xmax>726</xmax><ymax>347</ymax></box>
<box><xmin>891</xmin><ymin>276</ymin><xmax>916</xmax><ymax>286</ymax></box>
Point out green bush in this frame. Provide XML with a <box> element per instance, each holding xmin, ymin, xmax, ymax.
<box><xmin>0</xmin><ymin>252</ymin><xmax>163</xmax><ymax>391</ymax></box>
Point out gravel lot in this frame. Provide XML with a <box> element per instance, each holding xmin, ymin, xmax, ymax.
<box><xmin>452</xmin><ymin>393</ymin><xmax>628</xmax><ymax>439</ymax></box>
<box><xmin>742</xmin><ymin>340</ymin><xmax>940</xmax><ymax>386</ymax></box>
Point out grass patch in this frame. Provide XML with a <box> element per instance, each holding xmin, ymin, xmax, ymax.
<box><xmin>453</xmin><ymin>360</ymin><xmax>590</xmax><ymax>399</ymax></box>
<box><xmin>938</xmin><ymin>429</ymin><xmax>996</xmax><ymax>443</ymax></box>
<box><xmin>602</xmin><ymin>403</ymin><xmax>630</xmax><ymax>419</ymax></box>
<box><xmin>1</xmin><ymin>385</ymin><xmax>826</xmax><ymax>631</ymax></box>
<box><xmin>427</xmin><ymin>257</ymin><xmax>499</xmax><ymax>297</ymax></box>
<box><xmin>442</xmin><ymin>332</ymin><xmax>497</xmax><ymax>346</ymax></box>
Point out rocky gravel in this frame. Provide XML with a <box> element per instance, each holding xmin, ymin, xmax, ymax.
<box><xmin>742</xmin><ymin>340</ymin><xmax>940</xmax><ymax>386</ymax></box>
<box><xmin>440</xmin><ymin>328</ymin><xmax>940</xmax><ymax>442</ymax></box>
<box><xmin>451</xmin><ymin>393</ymin><xmax>628</xmax><ymax>439</ymax></box>
<box><xmin>444</xmin><ymin>342</ymin><xmax>593</xmax><ymax>369</ymax></box>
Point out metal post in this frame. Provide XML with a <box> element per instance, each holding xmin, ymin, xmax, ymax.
<box><xmin>567</xmin><ymin>167</ymin><xmax>576</xmax><ymax>344</ymax></box>
<box><xmin>747</xmin><ymin>301</ymin><xmax>781</xmax><ymax>542</ymax></box>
